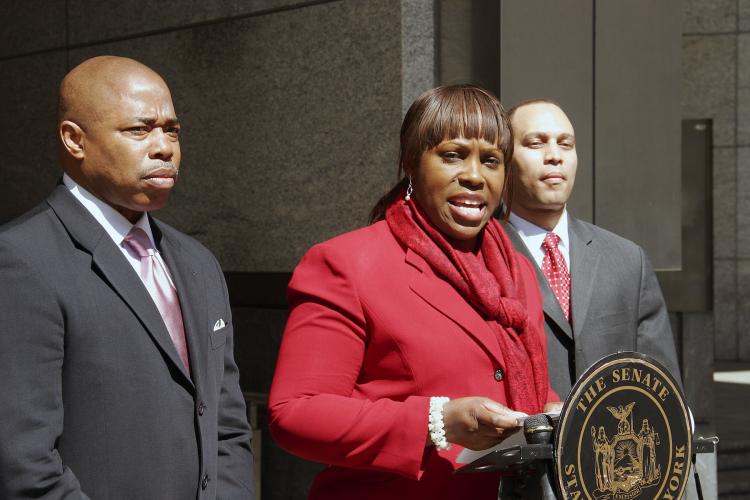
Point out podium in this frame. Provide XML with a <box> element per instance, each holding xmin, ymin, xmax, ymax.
<box><xmin>456</xmin><ymin>352</ymin><xmax>718</xmax><ymax>500</ymax></box>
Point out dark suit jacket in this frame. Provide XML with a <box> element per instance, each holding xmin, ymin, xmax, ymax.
<box><xmin>504</xmin><ymin>215</ymin><xmax>681</xmax><ymax>397</ymax></box>
<box><xmin>0</xmin><ymin>185</ymin><xmax>254</xmax><ymax>499</ymax></box>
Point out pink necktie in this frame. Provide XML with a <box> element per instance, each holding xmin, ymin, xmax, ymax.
<box><xmin>123</xmin><ymin>227</ymin><xmax>190</xmax><ymax>374</ymax></box>
<box><xmin>541</xmin><ymin>232</ymin><xmax>571</xmax><ymax>321</ymax></box>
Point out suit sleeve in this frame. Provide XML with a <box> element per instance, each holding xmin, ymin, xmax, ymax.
<box><xmin>268</xmin><ymin>243</ymin><xmax>431</xmax><ymax>479</ymax></box>
<box><xmin>0</xmin><ymin>241</ymin><xmax>91</xmax><ymax>499</ymax></box>
<box><xmin>635</xmin><ymin>248</ymin><xmax>682</xmax><ymax>385</ymax></box>
<box><xmin>213</xmin><ymin>258</ymin><xmax>256</xmax><ymax>499</ymax></box>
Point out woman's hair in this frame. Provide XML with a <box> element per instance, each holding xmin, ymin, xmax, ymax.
<box><xmin>369</xmin><ymin>84</ymin><xmax>514</xmax><ymax>222</ymax></box>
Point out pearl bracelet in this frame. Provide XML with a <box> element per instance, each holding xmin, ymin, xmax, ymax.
<box><xmin>428</xmin><ymin>396</ymin><xmax>451</xmax><ymax>451</ymax></box>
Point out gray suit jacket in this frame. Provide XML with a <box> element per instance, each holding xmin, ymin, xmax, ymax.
<box><xmin>504</xmin><ymin>215</ymin><xmax>681</xmax><ymax>398</ymax></box>
<box><xmin>0</xmin><ymin>185</ymin><xmax>254</xmax><ymax>499</ymax></box>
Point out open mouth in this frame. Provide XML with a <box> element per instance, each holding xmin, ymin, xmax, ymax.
<box><xmin>448</xmin><ymin>197</ymin><xmax>487</xmax><ymax>223</ymax></box>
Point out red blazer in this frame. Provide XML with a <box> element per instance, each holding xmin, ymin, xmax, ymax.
<box><xmin>268</xmin><ymin>220</ymin><xmax>553</xmax><ymax>500</ymax></box>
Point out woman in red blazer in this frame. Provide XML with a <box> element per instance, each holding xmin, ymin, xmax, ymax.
<box><xmin>269</xmin><ymin>85</ymin><xmax>559</xmax><ymax>499</ymax></box>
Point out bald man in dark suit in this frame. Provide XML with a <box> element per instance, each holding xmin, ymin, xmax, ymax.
<box><xmin>0</xmin><ymin>56</ymin><xmax>254</xmax><ymax>499</ymax></box>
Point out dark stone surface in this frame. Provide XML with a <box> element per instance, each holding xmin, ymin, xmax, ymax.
<box><xmin>742</xmin><ymin>0</ymin><xmax>750</xmax><ymax>31</ymax></box>
<box><xmin>682</xmin><ymin>34</ymin><xmax>737</xmax><ymax>148</ymax></box>
<box><xmin>736</xmin><ymin>259</ymin><xmax>750</xmax><ymax>360</ymax></box>
<box><xmin>233</xmin><ymin>304</ymin><xmax>324</xmax><ymax>499</ymax></box>
<box><xmin>681</xmin><ymin>312</ymin><xmax>715</xmax><ymax>425</ymax></box>
<box><xmin>232</xmin><ymin>306</ymin><xmax>287</xmax><ymax>395</ymax></box>
<box><xmin>737</xmin><ymin>148</ymin><xmax>750</xmax><ymax>260</ymax></box>
<box><xmin>713</xmin><ymin>259</ymin><xmax>738</xmax><ymax>361</ymax></box>
<box><xmin>256</xmin><ymin>406</ymin><xmax>325</xmax><ymax>500</ymax></box>
<box><xmin>66</xmin><ymin>0</ymin><xmax>337</xmax><ymax>45</ymax></box>
<box><xmin>713</xmin><ymin>147</ymin><xmax>737</xmax><ymax>261</ymax></box>
<box><xmin>69</xmin><ymin>0</ymin><xmax>403</xmax><ymax>271</ymax></box>
<box><xmin>0</xmin><ymin>51</ymin><xmax>68</xmax><ymax>224</ymax></box>
<box><xmin>400</xmin><ymin>0</ymin><xmax>435</xmax><ymax>114</ymax></box>
<box><xmin>0</xmin><ymin>1</ymin><xmax>67</xmax><ymax>58</ymax></box>
<box><xmin>682</xmin><ymin>0</ymin><xmax>737</xmax><ymax>34</ymax></box>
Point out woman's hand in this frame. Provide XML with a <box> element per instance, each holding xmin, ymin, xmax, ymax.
<box><xmin>440</xmin><ymin>397</ymin><xmax>527</xmax><ymax>451</ymax></box>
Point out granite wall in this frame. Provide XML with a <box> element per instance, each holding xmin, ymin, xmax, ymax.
<box><xmin>681</xmin><ymin>0</ymin><xmax>750</xmax><ymax>361</ymax></box>
<box><xmin>1</xmin><ymin>0</ymin><xmax>435</xmax><ymax>272</ymax></box>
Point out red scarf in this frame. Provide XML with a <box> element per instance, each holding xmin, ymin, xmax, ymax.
<box><xmin>386</xmin><ymin>197</ymin><xmax>548</xmax><ymax>414</ymax></box>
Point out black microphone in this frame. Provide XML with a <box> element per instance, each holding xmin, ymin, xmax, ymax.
<box><xmin>523</xmin><ymin>414</ymin><xmax>557</xmax><ymax>500</ymax></box>
<box><xmin>523</xmin><ymin>413</ymin><xmax>554</xmax><ymax>444</ymax></box>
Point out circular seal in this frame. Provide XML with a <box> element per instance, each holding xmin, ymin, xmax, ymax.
<box><xmin>555</xmin><ymin>352</ymin><xmax>691</xmax><ymax>500</ymax></box>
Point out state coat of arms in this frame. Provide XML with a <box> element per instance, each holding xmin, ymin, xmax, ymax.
<box><xmin>590</xmin><ymin>402</ymin><xmax>662</xmax><ymax>499</ymax></box>
<box><xmin>555</xmin><ymin>353</ymin><xmax>691</xmax><ymax>500</ymax></box>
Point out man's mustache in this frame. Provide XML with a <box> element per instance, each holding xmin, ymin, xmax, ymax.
<box><xmin>143</xmin><ymin>163</ymin><xmax>179</xmax><ymax>177</ymax></box>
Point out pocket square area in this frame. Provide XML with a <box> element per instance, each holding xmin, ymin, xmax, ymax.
<box><xmin>213</xmin><ymin>319</ymin><xmax>226</xmax><ymax>331</ymax></box>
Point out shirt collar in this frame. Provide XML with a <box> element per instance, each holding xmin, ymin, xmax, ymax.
<box><xmin>62</xmin><ymin>173</ymin><xmax>155</xmax><ymax>247</ymax></box>
<box><xmin>509</xmin><ymin>209</ymin><xmax>570</xmax><ymax>251</ymax></box>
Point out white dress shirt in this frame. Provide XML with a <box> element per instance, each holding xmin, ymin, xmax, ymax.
<box><xmin>62</xmin><ymin>174</ymin><xmax>175</xmax><ymax>287</ymax></box>
<box><xmin>508</xmin><ymin>209</ymin><xmax>571</xmax><ymax>270</ymax></box>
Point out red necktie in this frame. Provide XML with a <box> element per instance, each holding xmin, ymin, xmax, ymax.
<box><xmin>123</xmin><ymin>227</ymin><xmax>191</xmax><ymax>374</ymax></box>
<box><xmin>541</xmin><ymin>232</ymin><xmax>571</xmax><ymax>321</ymax></box>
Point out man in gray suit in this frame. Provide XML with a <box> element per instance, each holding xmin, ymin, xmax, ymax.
<box><xmin>0</xmin><ymin>56</ymin><xmax>254</xmax><ymax>498</ymax></box>
<box><xmin>504</xmin><ymin>99</ymin><xmax>681</xmax><ymax>398</ymax></box>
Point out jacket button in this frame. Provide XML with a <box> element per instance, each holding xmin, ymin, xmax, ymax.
<box><xmin>198</xmin><ymin>401</ymin><xmax>206</xmax><ymax>416</ymax></box>
<box><xmin>201</xmin><ymin>474</ymin><xmax>209</xmax><ymax>490</ymax></box>
<box><xmin>494</xmin><ymin>369</ymin><xmax>504</xmax><ymax>381</ymax></box>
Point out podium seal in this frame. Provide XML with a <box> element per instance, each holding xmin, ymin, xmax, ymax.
<box><xmin>555</xmin><ymin>352</ymin><xmax>691</xmax><ymax>500</ymax></box>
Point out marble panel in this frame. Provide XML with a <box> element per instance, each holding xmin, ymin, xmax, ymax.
<box><xmin>67</xmin><ymin>0</ymin><xmax>334</xmax><ymax>45</ymax></box>
<box><xmin>713</xmin><ymin>259</ymin><xmax>737</xmax><ymax>360</ymax></box>
<box><xmin>682</xmin><ymin>35</ymin><xmax>736</xmax><ymax>147</ymax></box>
<box><xmin>737</xmin><ymin>259</ymin><xmax>750</xmax><ymax>360</ymax></box>
<box><xmin>70</xmin><ymin>0</ymin><xmax>405</xmax><ymax>271</ymax></box>
<box><xmin>682</xmin><ymin>0</ymin><xmax>736</xmax><ymax>34</ymax></box>
<box><xmin>712</xmin><ymin>147</ymin><xmax>736</xmax><ymax>260</ymax></box>
<box><xmin>0</xmin><ymin>52</ymin><xmax>68</xmax><ymax>224</ymax></box>
<box><xmin>0</xmin><ymin>1</ymin><xmax>67</xmax><ymax>58</ymax></box>
<box><xmin>736</xmin><ymin>148</ymin><xmax>750</xmax><ymax>258</ymax></box>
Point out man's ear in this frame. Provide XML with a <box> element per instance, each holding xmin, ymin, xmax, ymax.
<box><xmin>60</xmin><ymin>121</ymin><xmax>85</xmax><ymax>160</ymax></box>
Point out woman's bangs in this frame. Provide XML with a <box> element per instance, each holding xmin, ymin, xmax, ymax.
<box><xmin>421</xmin><ymin>90</ymin><xmax>506</xmax><ymax>149</ymax></box>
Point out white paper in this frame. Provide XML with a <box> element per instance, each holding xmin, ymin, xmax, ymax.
<box><xmin>455</xmin><ymin>410</ymin><xmax>561</xmax><ymax>464</ymax></box>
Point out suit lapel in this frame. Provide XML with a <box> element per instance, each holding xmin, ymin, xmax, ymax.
<box><xmin>46</xmin><ymin>186</ymin><xmax>194</xmax><ymax>389</ymax></box>
<box><xmin>405</xmin><ymin>249</ymin><xmax>505</xmax><ymax>367</ymax></box>
<box><xmin>503</xmin><ymin>220</ymin><xmax>573</xmax><ymax>338</ymax></box>
<box><xmin>153</xmin><ymin>219</ymin><xmax>208</xmax><ymax>393</ymax></box>
<box><xmin>569</xmin><ymin>217</ymin><xmax>599</xmax><ymax>339</ymax></box>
